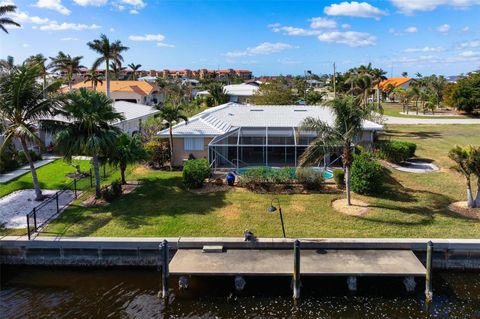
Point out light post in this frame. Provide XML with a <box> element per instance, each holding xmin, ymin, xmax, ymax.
<box><xmin>267</xmin><ymin>198</ymin><xmax>286</xmax><ymax>238</ymax></box>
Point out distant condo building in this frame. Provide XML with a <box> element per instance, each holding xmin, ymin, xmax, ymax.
<box><xmin>151</xmin><ymin>69</ymin><xmax>253</xmax><ymax>81</ymax></box>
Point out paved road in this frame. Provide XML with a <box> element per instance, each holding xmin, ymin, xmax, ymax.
<box><xmin>384</xmin><ymin>116</ymin><xmax>480</xmax><ymax>125</ymax></box>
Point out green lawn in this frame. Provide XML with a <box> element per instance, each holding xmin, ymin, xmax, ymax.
<box><xmin>382</xmin><ymin>102</ymin><xmax>469</xmax><ymax>119</ymax></box>
<box><xmin>0</xmin><ymin>159</ymin><xmax>91</xmax><ymax>198</ymax></box>
<box><xmin>40</xmin><ymin>124</ymin><xmax>480</xmax><ymax>238</ymax></box>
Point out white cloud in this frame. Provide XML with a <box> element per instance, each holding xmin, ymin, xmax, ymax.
<box><xmin>274</xmin><ymin>26</ymin><xmax>321</xmax><ymax>36</ymax></box>
<box><xmin>129</xmin><ymin>33</ymin><xmax>165</xmax><ymax>41</ymax></box>
<box><xmin>341</xmin><ymin>23</ymin><xmax>351</xmax><ymax>29</ymax></box>
<box><xmin>226</xmin><ymin>42</ymin><xmax>294</xmax><ymax>57</ymax></box>
<box><xmin>324</xmin><ymin>1</ymin><xmax>387</xmax><ymax>18</ymax></box>
<box><xmin>459</xmin><ymin>50</ymin><xmax>480</xmax><ymax>57</ymax></box>
<box><xmin>129</xmin><ymin>9</ymin><xmax>139</xmax><ymax>14</ymax></box>
<box><xmin>109</xmin><ymin>27</ymin><xmax>115</xmax><ymax>32</ymax></box>
<box><xmin>390</xmin><ymin>0</ymin><xmax>480</xmax><ymax>14</ymax></box>
<box><xmin>403</xmin><ymin>46</ymin><xmax>444</xmax><ymax>52</ymax></box>
<box><xmin>120</xmin><ymin>0</ymin><xmax>145</xmax><ymax>8</ymax></box>
<box><xmin>73</xmin><ymin>0</ymin><xmax>108</xmax><ymax>6</ymax></box>
<box><xmin>436</xmin><ymin>24</ymin><xmax>450</xmax><ymax>32</ymax></box>
<box><xmin>460</xmin><ymin>40</ymin><xmax>480</xmax><ymax>48</ymax></box>
<box><xmin>7</xmin><ymin>10</ymin><xmax>49</xmax><ymax>24</ymax></box>
<box><xmin>462</xmin><ymin>26</ymin><xmax>470</xmax><ymax>32</ymax></box>
<box><xmin>317</xmin><ymin>31</ymin><xmax>376</xmax><ymax>47</ymax></box>
<box><xmin>35</xmin><ymin>0</ymin><xmax>70</xmax><ymax>15</ymax></box>
<box><xmin>39</xmin><ymin>21</ymin><xmax>100</xmax><ymax>31</ymax></box>
<box><xmin>60</xmin><ymin>37</ymin><xmax>79</xmax><ymax>41</ymax></box>
<box><xmin>309</xmin><ymin>17</ymin><xmax>337</xmax><ymax>29</ymax></box>
<box><xmin>157</xmin><ymin>43</ymin><xmax>175</xmax><ymax>48</ymax></box>
<box><xmin>22</xmin><ymin>43</ymin><xmax>29</xmax><ymax>48</ymax></box>
<box><xmin>404</xmin><ymin>26</ymin><xmax>418</xmax><ymax>33</ymax></box>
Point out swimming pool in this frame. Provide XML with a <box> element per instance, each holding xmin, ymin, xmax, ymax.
<box><xmin>236</xmin><ymin>166</ymin><xmax>334</xmax><ymax>180</ymax></box>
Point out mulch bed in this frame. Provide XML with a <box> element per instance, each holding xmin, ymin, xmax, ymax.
<box><xmin>448</xmin><ymin>201</ymin><xmax>480</xmax><ymax>220</ymax></box>
<box><xmin>81</xmin><ymin>180</ymin><xmax>141</xmax><ymax>207</ymax></box>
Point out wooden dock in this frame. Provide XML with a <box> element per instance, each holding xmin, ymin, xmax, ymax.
<box><xmin>169</xmin><ymin>249</ymin><xmax>426</xmax><ymax>277</ymax></box>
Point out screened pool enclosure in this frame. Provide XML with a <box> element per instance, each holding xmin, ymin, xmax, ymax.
<box><xmin>208</xmin><ymin>127</ymin><xmax>339</xmax><ymax>170</ymax></box>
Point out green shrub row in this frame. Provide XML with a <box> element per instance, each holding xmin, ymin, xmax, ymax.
<box><xmin>182</xmin><ymin>158</ymin><xmax>210</xmax><ymax>189</ymax></box>
<box><xmin>376</xmin><ymin>140</ymin><xmax>416</xmax><ymax>164</ymax></box>
<box><xmin>239</xmin><ymin>167</ymin><xmax>324</xmax><ymax>191</ymax></box>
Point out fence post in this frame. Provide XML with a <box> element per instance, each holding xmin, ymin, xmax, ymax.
<box><xmin>26</xmin><ymin>214</ymin><xmax>31</xmax><ymax>240</ymax></box>
<box><xmin>90</xmin><ymin>168</ymin><xmax>93</xmax><ymax>188</ymax></box>
<box><xmin>32</xmin><ymin>207</ymin><xmax>37</xmax><ymax>231</ymax></box>
<box><xmin>425</xmin><ymin>241</ymin><xmax>433</xmax><ymax>305</ymax></box>
<box><xmin>293</xmin><ymin>239</ymin><xmax>301</xmax><ymax>300</ymax></box>
<box><xmin>74</xmin><ymin>179</ymin><xmax>77</xmax><ymax>198</ymax></box>
<box><xmin>160</xmin><ymin>240</ymin><xmax>169</xmax><ymax>298</ymax></box>
<box><xmin>56</xmin><ymin>192</ymin><xmax>59</xmax><ymax>214</ymax></box>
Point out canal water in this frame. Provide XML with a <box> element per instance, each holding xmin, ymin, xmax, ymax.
<box><xmin>1</xmin><ymin>266</ymin><xmax>479</xmax><ymax>319</ymax></box>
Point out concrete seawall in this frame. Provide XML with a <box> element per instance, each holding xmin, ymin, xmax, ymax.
<box><xmin>1</xmin><ymin>237</ymin><xmax>480</xmax><ymax>269</ymax></box>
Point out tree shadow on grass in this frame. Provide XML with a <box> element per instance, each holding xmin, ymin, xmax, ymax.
<box><xmin>385</xmin><ymin>129</ymin><xmax>443</xmax><ymax>140</ymax></box>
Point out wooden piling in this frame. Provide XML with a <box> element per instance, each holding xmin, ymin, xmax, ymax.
<box><xmin>425</xmin><ymin>241</ymin><xmax>433</xmax><ymax>304</ymax></box>
<box><xmin>293</xmin><ymin>239</ymin><xmax>301</xmax><ymax>299</ymax></box>
<box><xmin>160</xmin><ymin>240</ymin><xmax>169</xmax><ymax>298</ymax></box>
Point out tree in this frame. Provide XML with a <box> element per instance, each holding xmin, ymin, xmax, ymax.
<box><xmin>208</xmin><ymin>82</ymin><xmax>229</xmax><ymax>106</ymax></box>
<box><xmin>83</xmin><ymin>70</ymin><xmax>104</xmax><ymax>90</ymax></box>
<box><xmin>109</xmin><ymin>61</ymin><xmax>126</xmax><ymax>80</ymax></box>
<box><xmin>449</xmin><ymin>73</ymin><xmax>480</xmax><ymax>114</ymax></box>
<box><xmin>128</xmin><ymin>63</ymin><xmax>142</xmax><ymax>80</ymax></box>
<box><xmin>299</xmin><ymin>96</ymin><xmax>367</xmax><ymax>206</ymax></box>
<box><xmin>49</xmin><ymin>51</ymin><xmax>84</xmax><ymax>91</ymax></box>
<box><xmin>305</xmin><ymin>89</ymin><xmax>324</xmax><ymax>105</ymax></box>
<box><xmin>448</xmin><ymin>145</ymin><xmax>476</xmax><ymax>208</ymax></box>
<box><xmin>0</xmin><ymin>5</ymin><xmax>20</xmax><ymax>33</ymax></box>
<box><xmin>251</xmin><ymin>80</ymin><xmax>296</xmax><ymax>105</ymax></box>
<box><xmin>0</xmin><ymin>55</ymin><xmax>15</xmax><ymax>73</ymax></box>
<box><xmin>108</xmin><ymin>133</ymin><xmax>146</xmax><ymax>184</ymax></box>
<box><xmin>48</xmin><ymin>88</ymin><xmax>124</xmax><ymax>198</ymax></box>
<box><xmin>393</xmin><ymin>87</ymin><xmax>409</xmax><ymax>113</ymax></box>
<box><xmin>26</xmin><ymin>54</ymin><xmax>48</xmax><ymax>96</ymax></box>
<box><xmin>469</xmin><ymin>146</ymin><xmax>480</xmax><ymax>207</ymax></box>
<box><xmin>0</xmin><ymin>64</ymin><xmax>63</xmax><ymax>200</ymax></box>
<box><xmin>155</xmin><ymin>102</ymin><xmax>188</xmax><ymax>170</ymax></box>
<box><xmin>87</xmin><ymin>34</ymin><xmax>129</xmax><ymax>97</ymax></box>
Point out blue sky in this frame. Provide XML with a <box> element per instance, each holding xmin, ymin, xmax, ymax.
<box><xmin>1</xmin><ymin>0</ymin><xmax>480</xmax><ymax>76</ymax></box>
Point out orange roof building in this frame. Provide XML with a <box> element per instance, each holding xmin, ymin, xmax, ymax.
<box><xmin>377</xmin><ymin>77</ymin><xmax>413</xmax><ymax>91</ymax></box>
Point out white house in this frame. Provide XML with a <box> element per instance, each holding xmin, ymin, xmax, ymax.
<box><xmin>224</xmin><ymin>83</ymin><xmax>259</xmax><ymax>104</ymax></box>
<box><xmin>158</xmin><ymin>102</ymin><xmax>383</xmax><ymax>168</ymax></box>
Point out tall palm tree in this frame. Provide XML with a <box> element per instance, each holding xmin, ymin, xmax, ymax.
<box><xmin>109</xmin><ymin>61</ymin><xmax>126</xmax><ymax>80</ymax></box>
<box><xmin>0</xmin><ymin>64</ymin><xmax>63</xmax><ymax>200</ymax></box>
<box><xmin>449</xmin><ymin>145</ymin><xmax>476</xmax><ymax>208</ymax></box>
<box><xmin>87</xmin><ymin>34</ymin><xmax>129</xmax><ymax>97</ymax></box>
<box><xmin>0</xmin><ymin>55</ymin><xmax>15</xmax><ymax>73</ymax></box>
<box><xmin>156</xmin><ymin>102</ymin><xmax>188</xmax><ymax>170</ymax></box>
<box><xmin>46</xmin><ymin>88</ymin><xmax>124</xmax><ymax>198</ymax></box>
<box><xmin>370</xmin><ymin>68</ymin><xmax>387</xmax><ymax>111</ymax></box>
<box><xmin>0</xmin><ymin>5</ymin><xmax>20</xmax><ymax>33</ymax></box>
<box><xmin>83</xmin><ymin>70</ymin><xmax>103</xmax><ymax>90</ymax></box>
<box><xmin>49</xmin><ymin>52</ymin><xmax>84</xmax><ymax>91</ymax></box>
<box><xmin>26</xmin><ymin>54</ymin><xmax>48</xmax><ymax>96</ymax></box>
<box><xmin>299</xmin><ymin>96</ymin><xmax>367</xmax><ymax>206</ymax></box>
<box><xmin>107</xmin><ymin>133</ymin><xmax>146</xmax><ymax>184</ymax></box>
<box><xmin>128</xmin><ymin>63</ymin><xmax>142</xmax><ymax>80</ymax></box>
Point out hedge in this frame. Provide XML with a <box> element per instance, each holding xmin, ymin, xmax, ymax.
<box><xmin>333</xmin><ymin>169</ymin><xmax>345</xmax><ymax>188</ymax></box>
<box><xmin>296</xmin><ymin>167</ymin><xmax>324</xmax><ymax>190</ymax></box>
<box><xmin>350</xmin><ymin>153</ymin><xmax>385</xmax><ymax>195</ymax></box>
<box><xmin>376</xmin><ymin>140</ymin><xmax>416</xmax><ymax>164</ymax></box>
<box><xmin>182</xmin><ymin>158</ymin><xmax>210</xmax><ymax>189</ymax></box>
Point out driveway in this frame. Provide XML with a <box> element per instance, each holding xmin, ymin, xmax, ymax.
<box><xmin>383</xmin><ymin>116</ymin><xmax>480</xmax><ymax>125</ymax></box>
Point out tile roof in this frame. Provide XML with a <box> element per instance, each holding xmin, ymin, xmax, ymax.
<box><xmin>158</xmin><ymin>103</ymin><xmax>383</xmax><ymax>137</ymax></box>
<box><xmin>68</xmin><ymin>81</ymin><xmax>154</xmax><ymax>95</ymax></box>
<box><xmin>378</xmin><ymin>77</ymin><xmax>413</xmax><ymax>91</ymax></box>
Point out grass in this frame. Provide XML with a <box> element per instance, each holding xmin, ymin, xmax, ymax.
<box><xmin>382</xmin><ymin>102</ymin><xmax>469</xmax><ymax>119</ymax></box>
<box><xmin>39</xmin><ymin>124</ymin><xmax>480</xmax><ymax>238</ymax></box>
<box><xmin>0</xmin><ymin>159</ymin><xmax>91</xmax><ymax>198</ymax></box>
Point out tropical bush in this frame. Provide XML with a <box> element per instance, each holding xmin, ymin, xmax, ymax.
<box><xmin>0</xmin><ymin>144</ymin><xmax>42</xmax><ymax>174</ymax></box>
<box><xmin>102</xmin><ymin>180</ymin><xmax>123</xmax><ymax>201</ymax></box>
<box><xmin>376</xmin><ymin>140</ymin><xmax>416</xmax><ymax>163</ymax></box>
<box><xmin>183</xmin><ymin>158</ymin><xmax>210</xmax><ymax>189</ymax></box>
<box><xmin>296</xmin><ymin>167</ymin><xmax>324</xmax><ymax>190</ymax></box>
<box><xmin>144</xmin><ymin>140</ymin><xmax>170</xmax><ymax>169</ymax></box>
<box><xmin>333</xmin><ymin>169</ymin><xmax>345</xmax><ymax>188</ymax></box>
<box><xmin>350</xmin><ymin>153</ymin><xmax>385</xmax><ymax>195</ymax></box>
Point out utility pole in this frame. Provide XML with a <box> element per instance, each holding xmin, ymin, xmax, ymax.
<box><xmin>333</xmin><ymin>62</ymin><xmax>336</xmax><ymax>99</ymax></box>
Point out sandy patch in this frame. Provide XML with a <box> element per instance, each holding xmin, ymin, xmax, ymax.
<box><xmin>332</xmin><ymin>198</ymin><xmax>369</xmax><ymax>217</ymax></box>
<box><xmin>448</xmin><ymin>201</ymin><xmax>480</xmax><ymax>220</ymax></box>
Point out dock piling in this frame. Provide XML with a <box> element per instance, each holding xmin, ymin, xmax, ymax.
<box><xmin>347</xmin><ymin>276</ymin><xmax>357</xmax><ymax>292</ymax></box>
<box><xmin>234</xmin><ymin>276</ymin><xmax>246</xmax><ymax>291</ymax></box>
<box><xmin>425</xmin><ymin>241</ymin><xmax>433</xmax><ymax>304</ymax></box>
<box><xmin>160</xmin><ymin>240</ymin><xmax>169</xmax><ymax>298</ymax></box>
<box><xmin>293</xmin><ymin>240</ymin><xmax>301</xmax><ymax>299</ymax></box>
<box><xmin>403</xmin><ymin>276</ymin><xmax>416</xmax><ymax>292</ymax></box>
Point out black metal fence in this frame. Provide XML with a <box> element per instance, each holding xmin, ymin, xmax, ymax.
<box><xmin>26</xmin><ymin>164</ymin><xmax>117</xmax><ymax>240</ymax></box>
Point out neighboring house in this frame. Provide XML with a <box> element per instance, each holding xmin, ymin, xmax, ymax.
<box><xmin>158</xmin><ymin>103</ymin><xmax>383</xmax><ymax>168</ymax></box>
<box><xmin>377</xmin><ymin>77</ymin><xmax>414</xmax><ymax>102</ymax></box>
<box><xmin>67</xmin><ymin>80</ymin><xmax>161</xmax><ymax>105</ymax></box>
<box><xmin>223</xmin><ymin>83</ymin><xmax>259</xmax><ymax>104</ymax></box>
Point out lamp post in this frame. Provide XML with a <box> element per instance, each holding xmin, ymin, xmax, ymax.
<box><xmin>267</xmin><ymin>198</ymin><xmax>286</xmax><ymax>238</ymax></box>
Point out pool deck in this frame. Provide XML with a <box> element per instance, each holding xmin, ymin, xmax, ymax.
<box><xmin>169</xmin><ymin>249</ymin><xmax>426</xmax><ymax>277</ymax></box>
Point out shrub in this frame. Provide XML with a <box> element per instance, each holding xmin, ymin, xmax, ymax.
<box><xmin>183</xmin><ymin>158</ymin><xmax>210</xmax><ymax>189</ymax></box>
<box><xmin>333</xmin><ymin>169</ymin><xmax>345</xmax><ymax>188</ymax></box>
<box><xmin>239</xmin><ymin>167</ymin><xmax>270</xmax><ymax>190</ymax></box>
<box><xmin>144</xmin><ymin>140</ymin><xmax>170</xmax><ymax>169</ymax></box>
<box><xmin>376</xmin><ymin>140</ymin><xmax>416</xmax><ymax>163</ymax></box>
<box><xmin>102</xmin><ymin>180</ymin><xmax>123</xmax><ymax>201</ymax></box>
<box><xmin>0</xmin><ymin>141</ymin><xmax>20</xmax><ymax>173</ymax></box>
<box><xmin>296</xmin><ymin>167</ymin><xmax>324</xmax><ymax>190</ymax></box>
<box><xmin>350</xmin><ymin>153</ymin><xmax>385</xmax><ymax>195</ymax></box>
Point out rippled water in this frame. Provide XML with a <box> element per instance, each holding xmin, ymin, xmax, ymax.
<box><xmin>1</xmin><ymin>266</ymin><xmax>479</xmax><ymax>319</ymax></box>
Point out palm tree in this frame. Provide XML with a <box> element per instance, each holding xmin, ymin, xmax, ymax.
<box><xmin>208</xmin><ymin>82</ymin><xmax>229</xmax><ymax>106</ymax></box>
<box><xmin>0</xmin><ymin>55</ymin><xmax>16</xmax><ymax>73</ymax></box>
<box><xmin>83</xmin><ymin>70</ymin><xmax>103</xmax><ymax>90</ymax></box>
<box><xmin>128</xmin><ymin>63</ymin><xmax>142</xmax><ymax>80</ymax></box>
<box><xmin>449</xmin><ymin>145</ymin><xmax>476</xmax><ymax>208</ymax></box>
<box><xmin>156</xmin><ymin>102</ymin><xmax>188</xmax><ymax>170</ymax></box>
<box><xmin>49</xmin><ymin>52</ymin><xmax>84</xmax><ymax>91</ymax></box>
<box><xmin>48</xmin><ymin>88</ymin><xmax>124</xmax><ymax>197</ymax></box>
<box><xmin>0</xmin><ymin>64</ymin><xmax>63</xmax><ymax>200</ymax></box>
<box><xmin>370</xmin><ymin>68</ymin><xmax>387</xmax><ymax>111</ymax></box>
<box><xmin>108</xmin><ymin>133</ymin><xmax>146</xmax><ymax>184</ymax></box>
<box><xmin>109</xmin><ymin>61</ymin><xmax>126</xmax><ymax>80</ymax></box>
<box><xmin>0</xmin><ymin>5</ymin><xmax>20</xmax><ymax>33</ymax></box>
<box><xmin>26</xmin><ymin>54</ymin><xmax>48</xmax><ymax>96</ymax></box>
<box><xmin>87</xmin><ymin>34</ymin><xmax>129</xmax><ymax>97</ymax></box>
<box><xmin>393</xmin><ymin>87</ymin><xmax>409</xmax><ymax>113</ymax></box>
<box><xmin>299</xmin><ymin>96</ymin><xmax>367</xmax><ymax>206</ymax></box>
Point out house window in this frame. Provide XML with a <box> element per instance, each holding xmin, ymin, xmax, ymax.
<box><xmin>184</xmin><ymin>137</ymin><xmax>204</xmax><ymax>151</ymax></box>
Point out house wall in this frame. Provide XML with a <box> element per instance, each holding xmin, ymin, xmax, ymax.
<box><xmin>171</xmin><ymin>137</ymin><xmax>212</xmax><ymax>167</ymax></box>
<box><xmin>111</xmin><ymin>92</ymin><xmax>144</xmax><ymax>104</ymax></box>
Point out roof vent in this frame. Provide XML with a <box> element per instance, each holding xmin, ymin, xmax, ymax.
<box><xmin>228</xmin><ymin>112</ymin><xmax>235</xmax><ymax>116</ymax></box>
<box><xmin>294</xmin><ymin>109</ymin><xmax>307</xmax><ymax>112</ymax></box>
<box><xmin>250</xmin><ymin>109</ymin><xmax>264</xmax><ymax>112</ymax></box>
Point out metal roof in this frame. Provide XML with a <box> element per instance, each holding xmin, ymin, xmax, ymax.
<box><xmin>158</xmin><ymin>102</ymin><xmax>383</xmax><ymax>137</ymax></box>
